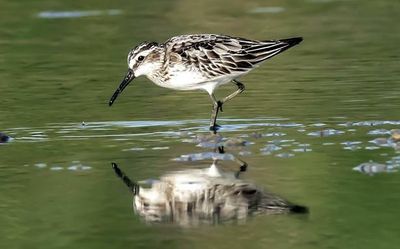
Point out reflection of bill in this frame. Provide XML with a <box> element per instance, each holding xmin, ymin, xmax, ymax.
<box><xmin>0</xmin><ymin>132</ymin><xmax>11</xmax><ymax>143</ymax></box>
<box><xmin>112</xmin><ymin>162</ymin><xmax>308</xmax><ymax>226</ymax></box>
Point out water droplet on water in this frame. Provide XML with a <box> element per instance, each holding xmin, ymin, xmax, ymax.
<box><xmin>367</xmin><ymin>129</ymin><xmax>390</xmax><ymax>135</ymax></box>
<box><xmin>34</xmin><ymin>163</ymin><xmax>47</xmax><ymax>168</ymax></box>
<box><xmin>260</xmin><ymin>144</ymin><xmax>282</xmax><ymax>154</ymax></box>
<box><xmin>307</xmin><ymin>129</ymin><xmax>344</xmax><ymax>137</ymax></box>
<box><xmin>275</xmin><ymin>153</ymin><xmax>295</xmax><ymax>158</ymax></box>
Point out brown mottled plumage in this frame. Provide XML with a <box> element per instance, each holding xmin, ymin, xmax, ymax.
<box><xmin>109</xmin><ymin>34</ymin><xmax>303</xmax><ymax>132</ymax></box>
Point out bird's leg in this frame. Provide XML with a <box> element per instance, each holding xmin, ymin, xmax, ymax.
<box><xmin>221</xmin><ymin>79</ymin><xmax>245</xmax><ymax>104</ymax></box>
<box><xmin>209</xmin><ymin>80</ymin><xmax>245</xmax><ymax>133</ymax></box>
<box><xmin>209</xmin><ymin>94</ymin><xmax>223</xmax><ymax>133</ymax></box>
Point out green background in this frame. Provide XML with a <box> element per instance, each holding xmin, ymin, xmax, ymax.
<box><xmin>1</xmin><ymin>0</ymin><xmax>399</xmax><ymax>248</ymax></box>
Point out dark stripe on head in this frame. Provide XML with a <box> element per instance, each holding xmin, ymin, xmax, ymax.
<box><xmin>128</xmin><ymin>41</ymin><xmax>158</xmax><ymax>62</ymax></box>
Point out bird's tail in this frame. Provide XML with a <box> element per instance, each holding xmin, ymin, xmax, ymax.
<box><xmin>275</xmin><ymin>37</ymin><xmax>303</xmax><ymax>47</ymax></box>
<box><xmin>257</xmin><ymin>192</ymin><xmax>309</xmax><ymax>214</ymax></box>
<box><xmin>288</xmin><ymin>204</ymin><xmax>309</xmax><ymax>214</ymax></box>
<box><xmin>241</xmin><ymin>37</ymin><xmax>303</xmax><ymax>65</ymax></box>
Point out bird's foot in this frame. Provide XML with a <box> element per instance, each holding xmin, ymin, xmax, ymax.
<box><xmin>209</xmin><ymin>124</ymin><xmax>221</xmax><ymax>134</ymax></box>
<box><xmin>239</xmin><ymin>162</ymin><xmax>248</xmax><ymax>172</ymax></box>
<box><xmin>218</xmin><ymin>146</ymin><xmax>225</xmax><ymax>154</ymax></box>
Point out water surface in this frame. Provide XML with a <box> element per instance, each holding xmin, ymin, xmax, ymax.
<box><xmin>1</xmin><ymin>0</ymin><xmax>400</xmax><ymax>249</ymax></box>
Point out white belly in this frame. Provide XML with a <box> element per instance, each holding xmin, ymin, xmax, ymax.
<box><xmin>147</xmin><ymin>65</ymin><xmax>239</xmax><ymax>95</ymax></box>
<box><xmin>168</xmin><ymin>71</ymin><xmax>209</xmax><ymax>90</ymax></box>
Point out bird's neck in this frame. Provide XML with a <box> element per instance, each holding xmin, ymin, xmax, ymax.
<box><xmin>145</xmin><ymin>48</ymin><xmax>168</xmax><ymax>85</ymax></box>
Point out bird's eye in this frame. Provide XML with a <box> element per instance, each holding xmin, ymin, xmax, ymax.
<box><xmin>137</xmin><ymin>55</ymin><xmax>144</xmax><ymax>61</ymax></box>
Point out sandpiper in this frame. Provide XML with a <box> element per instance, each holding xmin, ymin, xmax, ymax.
<box><xmin>109</xmin><ymin>34</ymin><xmax>303</xmax><ymax>132</ymax></box>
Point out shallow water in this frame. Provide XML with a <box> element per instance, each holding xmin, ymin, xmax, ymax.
<box><xmin>1</xmin><ymin>0</ymin><xmax>400</xmax><ymax>248</ymax></box>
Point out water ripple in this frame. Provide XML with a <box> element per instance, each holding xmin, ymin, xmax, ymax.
<box><xmin>37</xmin><ymin>9</ymin><xmax>122</xmax><ymax>19</ymax></box>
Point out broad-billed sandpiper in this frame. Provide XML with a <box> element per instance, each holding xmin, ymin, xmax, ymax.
<box><xmin>109</xmin><ymin>34</ymin><xmax>303</xmax><ymax>132</ymax></box>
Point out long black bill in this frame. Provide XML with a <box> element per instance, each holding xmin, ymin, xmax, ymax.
<box><xmin>109</xmin><ymin>69</ymin><xmax>135</xmax><ymax>106</ymax></box>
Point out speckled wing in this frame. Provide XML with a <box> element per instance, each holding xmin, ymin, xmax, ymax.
<box><xmin>164</xmin><ymin>34</ymin><xmax>302</xmax><ymax>79</ymax></box>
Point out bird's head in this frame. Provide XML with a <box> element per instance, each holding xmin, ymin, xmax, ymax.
<box><xmin>109</xmin><ymin>41</ymin><xmax>160</xmax><ymax>106</ymax></box>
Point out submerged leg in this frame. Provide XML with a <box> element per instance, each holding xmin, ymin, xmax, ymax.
<box><xmin>209</xmin><ymin>94</ymin><xmax>223</xmax><ymax>133</ymax></box>
<box><xmin>208</xmin><ymin>80</ymin><xmax>245</xmax><ymax>133</ymax></box>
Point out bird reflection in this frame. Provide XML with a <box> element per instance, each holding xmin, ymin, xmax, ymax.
<box><xmin>112</xmin><ymin>159</ymin><xmax>308</xmax><ymax>226</ymax></box>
